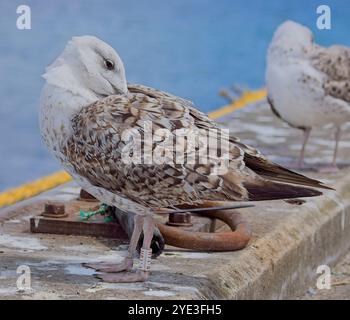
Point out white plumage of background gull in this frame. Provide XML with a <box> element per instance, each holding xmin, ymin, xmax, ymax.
<box><xmin>40</xmin><ymin>36</ymin><xmax>328</xmax><ymax>283</ymax></box>
<box><xmin>266</xmin><ymin>20</ymin><xmax>350</xmax><ymax>171</ymax></box>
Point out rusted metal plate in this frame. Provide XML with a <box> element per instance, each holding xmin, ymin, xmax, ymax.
<box><xmin>30</xmin><ymin>214</ymin><xmax>128</xmax><ymax>239</ymax></box>
<box><xmin>28</xmin><ymin>199</ymin><xmax>128</xmax><ymax>240</ymax></box>
<box><xmin>29</xmin><ymin>202</ymin><xmax>220</xmax><ymax>239</ymax></box>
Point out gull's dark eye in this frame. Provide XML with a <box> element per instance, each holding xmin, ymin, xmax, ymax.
<box><xmin>104</xmin><ymin>59</ymin><xmax>115</xmax><ymax>70</ymax></box>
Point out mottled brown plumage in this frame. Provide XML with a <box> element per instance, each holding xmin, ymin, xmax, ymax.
<box><xmin>61</xmin><ymin>83</ymin><xmax>327</xmax><ymax>209</ymax></box>
<box><xmin>312</xmin><ymin>45</ymin><xmax>350</xmax><ymax>103</ymax></box>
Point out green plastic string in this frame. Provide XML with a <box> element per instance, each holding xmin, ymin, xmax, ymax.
<box><xmin>79</xmin><ymin>203</ymin><xmax>110</xmax><ymax>222</ymax></box>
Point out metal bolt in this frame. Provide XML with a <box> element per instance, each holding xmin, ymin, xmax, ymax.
<box><xmin>166</xmin><ymin>212</ymin><xmax>193</xmax><ymax>227</ymax></box>
<box><xmin>41</xmin><ymin>202</ymin><xmax>68</xmax><ymax>218</ymax></box>
<box><xmin>79</xmin><ymin>189</ymin><xmax>98</xmax><ymax>202</ymax></box>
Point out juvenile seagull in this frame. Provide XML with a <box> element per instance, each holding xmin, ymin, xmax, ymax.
<box><xmin>40</xmin><ymin>36</ymin><xmax>328</xmax><ymax>283</ymax></box>
<box><xmin>266</xmin><ymin>20</ymin><xmax>350</xmax><ymax>171</ymax></box>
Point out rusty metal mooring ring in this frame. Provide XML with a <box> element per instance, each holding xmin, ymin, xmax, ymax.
<box><xmin>156</xmin><ymin>202</ymin><xmax>252</xmax><ymax>251</ymax></box>
<box><xmin>113</xmin><ymin>201</ymin><xmax>252</xmax><ymax>255</ymax></box>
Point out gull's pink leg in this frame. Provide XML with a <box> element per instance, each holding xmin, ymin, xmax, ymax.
<box><xmin>83</xmin><ymin>214</ymin><xmax>144</xmax><ymax>273</ymax></box>
<box><xmin>332</xmin><ymin>126</ymin><xmax>341</xmax><ymax>167</ymax></box>
<box><xmin>318</xmin><ymin>126</ymin><xmax>341</xmax><ymax>173</ymax></box>
<box><xmin>96</xmin><ymin>215</ymin><xmax>155</xmax><ymax>283</ymax></box>
<box><xmin>298</xmin><ymin>128</ymin><xmax>311</xmax><ymax>168</ymax></box>
<box><xmin>287</xmin><ymin>128</ymin><xmax>311</xmax><ymax>169</ymax></box>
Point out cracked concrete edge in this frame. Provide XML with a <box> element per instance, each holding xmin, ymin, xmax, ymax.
<box><xmin>195</xmin><ymin>175</ymin><xmax>350</xmax><ymax>299</ymax></box>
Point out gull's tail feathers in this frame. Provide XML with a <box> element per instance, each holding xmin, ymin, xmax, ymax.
<box><xmin>244</xmin><ymin>179</ymin><xmax>322</xmax><ymax>201</ymax></box>
<box><xmin>244</xmin><ymin>154</ymin><xmax>333</xmax><ymax>190</ymax></box>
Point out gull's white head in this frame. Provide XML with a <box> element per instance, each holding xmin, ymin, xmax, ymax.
<box><xmin>43</xmin><ymin>36</ymin><xmax>127</xmax><ymax>98</ymax></box>
<box><xmin>269</xmin><ymin>20</ymin><xmax>314</xmax><ymax>58</ymax></box>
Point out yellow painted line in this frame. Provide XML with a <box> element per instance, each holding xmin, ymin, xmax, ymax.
<box><xmin>0</xmin><ymin>88</ymin><xmax>267</xmax><ymax>208</ymax></box>
<box><xmin>208</xmin><ymin>88</ymin><xmax>267</xmax><ymax>119</ymax></box>
<box><xmin>0</xmin><ymin>171</ymin><xmax>72</xmax><ymax>208</ymax></box>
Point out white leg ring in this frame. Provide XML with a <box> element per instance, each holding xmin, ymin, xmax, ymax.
<box><xmin>138</xmin><ymin>248</ymin><xmax>152</xmax><ymax>272</ymax></box>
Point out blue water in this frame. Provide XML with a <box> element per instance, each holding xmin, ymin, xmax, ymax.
<box><xmin>0</xmin><ymin>0</ymin><xmax>349</xmax><ymax>191</ymax></box>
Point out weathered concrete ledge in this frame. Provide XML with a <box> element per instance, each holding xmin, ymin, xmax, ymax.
<box><xmin>0</xmin><ymin>101</ymin><xmax>349</xmax><ymax>299</ymax></box>
<box><xmin>203</xmin><ymin>175</ymin><xmax>350</xmax><ymax>299</ymax></box>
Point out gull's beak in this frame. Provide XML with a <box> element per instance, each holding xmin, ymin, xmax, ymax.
<box><xmin>111</xmin><ymin>78</ymin><xmax>128</xmax><ymax>95</ymax></box>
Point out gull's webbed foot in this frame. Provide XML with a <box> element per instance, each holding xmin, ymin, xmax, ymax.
<box><xmin>83</xmin><ymin>257</ymin><xmax>133</xmax><ymax>273</ymax></box>
<box><xmin>317</xmin><ymin>164</ymin><xmax>339</xmax><ymax>174</ymax></box>
<box><xmin>84</xmin><ymin>213</ymin><xmax>155</xmax><ymax>283</ymax></box>
<box><xmin>95</xmin><ymin>270</ymin><xmax>149</xmax><ymax>283</ymax></box>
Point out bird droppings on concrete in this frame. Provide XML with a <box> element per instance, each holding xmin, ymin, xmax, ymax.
<box><xmin>165</xmin><ymin>252</ymin><xmax>214</xmax><ymax>259</ymax></box>
<box><xmin>5</xmin><ymin>219</ymin><xmax>22</xmax><ymax>224</ymax></box>
<box><xmin>32</xmin><ymin>216</ymin><xmax>40</xmax><ymax>228</ymax></box>
<box><xmin>143</xmin><ymin>289</ymin><xmax>175</xmax><ymax>297</ymax></box>
<box><xmin>172</xmin><ymin>285</ymin><xmax>202</xmax><ymax>295</ymax></box>
<box><xmin>85</xmin><ymin>282</ymin><xmax>145</xmax><ymax>293</ymax></box>
<box><xmin>0</xmin><ymin>234</ymin><xmax>47</xmax><ymax>251</ymax></box>
<box><xmin>64</xmin><ymin>265</ymin><xmax>96</xmax><ymax>276</ymax></box>
<box><xmin>20</xmin><ymin>260</ymin><xmax>59</xmax><ymax>271</ymax></box>
<box><xmin>0</xmin><ymin>287</ymin><xmax>20</xmax><ymax>296</ymax></box>
<box><xmin>59</xmin><ymin>186</ymin><xmax>81</xmax><ymax>195</ymax></box>
<box><xmin>0</xmin><ymin>269</ymin><xmax>17</xmax><ymax>279</ymax></box>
